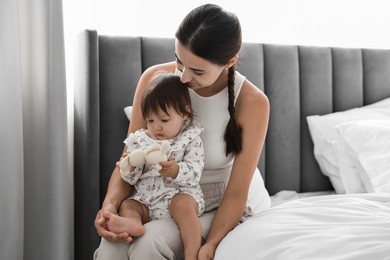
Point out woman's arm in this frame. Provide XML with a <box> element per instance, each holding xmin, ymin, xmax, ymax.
<box><xmin>199</xmin><ymin>80</ymin><xmax>270</xmax><ymax>258</ymax></box>
<box><xmin>94</xmin><ymin>61</ymin><xmax>176</xmax><ymax>242</ymax></box>
<box><xmin>94</xmin><ymin>164</ymin><xmax>133</xmax><ymax>242</ymax></box>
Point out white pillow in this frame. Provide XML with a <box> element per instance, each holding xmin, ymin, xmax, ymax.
<box><xmin>306</xmin><ymin>97</ymin><xmax>390</xmax><ymax>193</ymax></box>
<box><xmin>336</xmin><ymin>129</ymin><xmax>366</xmax><ymax>193</ymax></box>
<box><xmin>306</xmin><ymin>116</ymin><xmax>345</xmax><ymax>193</ymax></box>
<box><xmin>337</xmin><ymin>120</ymin><xmax>390</xmax><ymax>193</ymax></box>
<box><xmin>124</xmin><ymin>106</ymin><xmax>133</xmax><ymax>120</ymax></box>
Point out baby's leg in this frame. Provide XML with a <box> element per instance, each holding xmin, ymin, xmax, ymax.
<box><xmin>169</xmin><ymin>193</ymin><xmax>201</xmax><ymax>260</ymax></box>
<box><xmin>104</xmin><ymin>199</ymin><xmax>149</xmax><ymax>237</ymax></box>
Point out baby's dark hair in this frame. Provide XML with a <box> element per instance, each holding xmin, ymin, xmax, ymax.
<box><xmin>142</xmin><ymin>73</ymin><xmax>192</xmax><ymax>121</ymax></box>
<box><xmin>175</xmin><ymin>4</ymin><xmax>242</xmax><ymax>156</ymax></box>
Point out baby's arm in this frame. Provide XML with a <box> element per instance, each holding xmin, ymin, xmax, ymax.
<box><xmin>120</xmin><ymin>134</ymin><xmax>145</xmax><ymax>184</ymax></box>
<box><xmin>172</xmin><ymin>135</ymin><xmax>204</xmax><ymax>187</ymax></box>
<box><xmin>119</xmin><ymin>158</ymin><xmax>144</xmax><ymax>185</ymax></box>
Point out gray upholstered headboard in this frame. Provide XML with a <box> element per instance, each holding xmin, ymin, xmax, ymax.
<box><xmin>74</xmin><ymin>29</ymin><xmax>390</xmax><ymax>260</ymax></box>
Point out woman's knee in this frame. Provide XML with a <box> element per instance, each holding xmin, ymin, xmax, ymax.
<box><xmin>129</xmin><ymin>219</ymin><xmax>183</xmax><ymax>260</ymax></box>
<box><xmin>94</xmin><ymin>238</ymin><xmax>130</xmax><ymax>260</ymax></box>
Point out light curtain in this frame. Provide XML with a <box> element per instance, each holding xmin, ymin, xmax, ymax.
<box><xmin>0</xmin><ymin>0</ymin><xmax>73</xmax><ymax>259</ymax></box>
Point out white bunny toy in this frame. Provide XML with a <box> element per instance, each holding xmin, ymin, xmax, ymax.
<box><xmin>118</xmin><ymin>140</ymin><xmax>171</xmax><ymax>176</ymax></box>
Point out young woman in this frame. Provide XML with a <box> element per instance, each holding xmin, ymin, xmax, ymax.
<box><xmin>94</xmin><ymin>4</ymin><xmax>271</xmax><ymax>260</ymax></box>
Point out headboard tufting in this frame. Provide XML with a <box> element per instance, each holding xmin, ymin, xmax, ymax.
<box><xmin>74</xmin><ymin>29</ymin><xmax>390</xmax><ymax>260</ymax></box>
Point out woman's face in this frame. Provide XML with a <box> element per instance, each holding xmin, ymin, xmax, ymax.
<box><xmin>174</xmin><ymin>39</ymin><xmax>226</xmax><ymax>91</ymax></box>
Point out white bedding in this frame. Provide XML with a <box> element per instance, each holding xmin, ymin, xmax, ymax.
<box><xmin>270</xmin><ymin>190</ymin><xmax>336</xmax><ymax>207</ymax></box>
<box><xmin>216</xmin><ymin>193</ymin><xmax>390</xmax><ymax>260</ymax></box>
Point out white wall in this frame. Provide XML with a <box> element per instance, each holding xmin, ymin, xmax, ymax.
<box><xmin>65</xmin><ymin>0</ymin><xmax>390</xmax><ymax>49</ymax></box>
<box><xmin>62</xmin><ymin>0</ymin><xmax>390</xmax><ymax>176</ymax></box>
<box><xmin>63</xmin><ymin>0</ymin><xmax>390</xmax><ymax>134</ymax></box>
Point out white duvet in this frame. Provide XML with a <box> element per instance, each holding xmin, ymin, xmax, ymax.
<box><xmin>216</xmin><ymin>193</ymin><xmax>390</xmax><ymax>260</ymax></box>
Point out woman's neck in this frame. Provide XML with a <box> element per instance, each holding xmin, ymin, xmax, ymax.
<box><xmin>195</xmin><ymin>68</ymin><xmax>229</xmax><ymax>97</ymax></box>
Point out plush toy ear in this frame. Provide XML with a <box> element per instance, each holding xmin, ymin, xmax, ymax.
<box><xmin>160</xmin><ymin>140</ymin><xmax>171</xmax><ymax>153</ymax></box>
<box><xmin>118</xmin><ymin>155</ymin><xmax>131</xmax><ymax>176</ymax></box>
<box><xmin>144</xmin><ymin>143</ymin><xmax>160</xmax><ymax>155</ymax></box>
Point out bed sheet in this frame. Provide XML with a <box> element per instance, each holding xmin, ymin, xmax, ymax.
<box><xmin>270</xmin><ymin>190</ymin><xmax>336</xmax><ymax>207</ymax></box>
<box><xmin>216</xmin><ymin>193</ymin><xmax>390</xmax><ymax>260</ymax></box>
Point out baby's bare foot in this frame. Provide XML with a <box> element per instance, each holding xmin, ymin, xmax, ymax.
<box><xmin>103</xmin><ymin>211</ymin><xmax>145</xmax><ymax>237</ymax></box>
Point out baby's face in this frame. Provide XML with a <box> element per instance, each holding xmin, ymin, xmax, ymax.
<box><xmin>145</xmin><ymin>107</ymin><xmax>188</xmax><ymax>140</ymax></box>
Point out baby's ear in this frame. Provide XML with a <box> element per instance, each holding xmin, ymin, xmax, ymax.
<box><xmin>182</xmin><ymin>105</ymin><xmax>191</xmax><ymax>119</ymax></box>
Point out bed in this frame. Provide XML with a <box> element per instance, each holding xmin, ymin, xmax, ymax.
<box><xmin>74</xmin><ymin>30</ymin><xmax>390</xmax><ymax>260</ymax></box>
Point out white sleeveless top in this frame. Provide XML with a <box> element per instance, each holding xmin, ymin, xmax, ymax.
<box><xmin>176</xmin><ymin>70</ymin><xmax>271</xmax><ymax>214</ymax></box>
<box><xmin>189</xmin><ymin>71</ymin><xmax>245</xmax><ymax>184</ymax></box>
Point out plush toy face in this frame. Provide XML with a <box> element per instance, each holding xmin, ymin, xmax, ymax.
<box><xmin>119</xmin><ymin>140</ymin><xmax>171</xmax><ymax>176</ymax></box>
<box><xmin>144</xmin><ymin>149</ymin><xmax>168</xmax><ymax>166</ymax></box>
<box><xmin>143</xmin><ymin>141</ymin><xmax>170</xmax><ymax>170</ymax></box>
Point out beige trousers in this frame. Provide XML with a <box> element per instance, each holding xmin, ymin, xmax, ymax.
<box><xmin>93</xmin><ymin>211</ymin><xmax>215</xmax><ymax>260</ymax></box>
<box><xmin>94</xmin><ymin>174</ymin><xmax>270</xmax><ymax>260</ymax></box>
<box><xmin>93</xmin><ymin>182</ymin><xmax>225</xmax><ymax>260</ymax></box>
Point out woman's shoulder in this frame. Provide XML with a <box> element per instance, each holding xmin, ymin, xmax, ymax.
<box><xmin>237</xmin><ymin>79</ymin><xmax>269</xmax><ymax>111</ymax></box>
<box><xmin>134</xmin><ymin>61</ymin><xmax>177</xmax><ymax>94</ymax></box>
<box><xmin>142</xmin><ymin>61</ymin><xmax>176</xmax><ymax>78</ymax></box>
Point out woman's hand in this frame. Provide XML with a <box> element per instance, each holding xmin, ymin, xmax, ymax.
<box><xmin>94</xmin><ymin>204</ymin><xmax>133</xmax><ymax>243</ymax></box>
<box><xmin>198</xmin><ymin>243</ymin><xmax>216</xmax><ymax>260</ymax></box>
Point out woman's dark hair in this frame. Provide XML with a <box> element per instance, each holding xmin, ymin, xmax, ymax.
<box><xmin>142</xmin><ymin>73</ymin><xmax>193</xmax><ymax>122</ymax></box>
<box><xmin>175</xmin><ymin>4</ymin><xmax>242</xmax><ymax>156</ymax></box>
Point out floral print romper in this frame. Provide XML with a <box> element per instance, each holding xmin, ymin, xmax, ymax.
<box><xmin>121</xmin><ymin>120</ymin><xmax>205</xmax><ymax>220</ymax></box>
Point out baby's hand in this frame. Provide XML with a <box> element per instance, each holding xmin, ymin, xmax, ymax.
<box><xmin>158</xmin><ymin>160</ymin><xmax>179</xmax><ymax>179</ymax></box>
